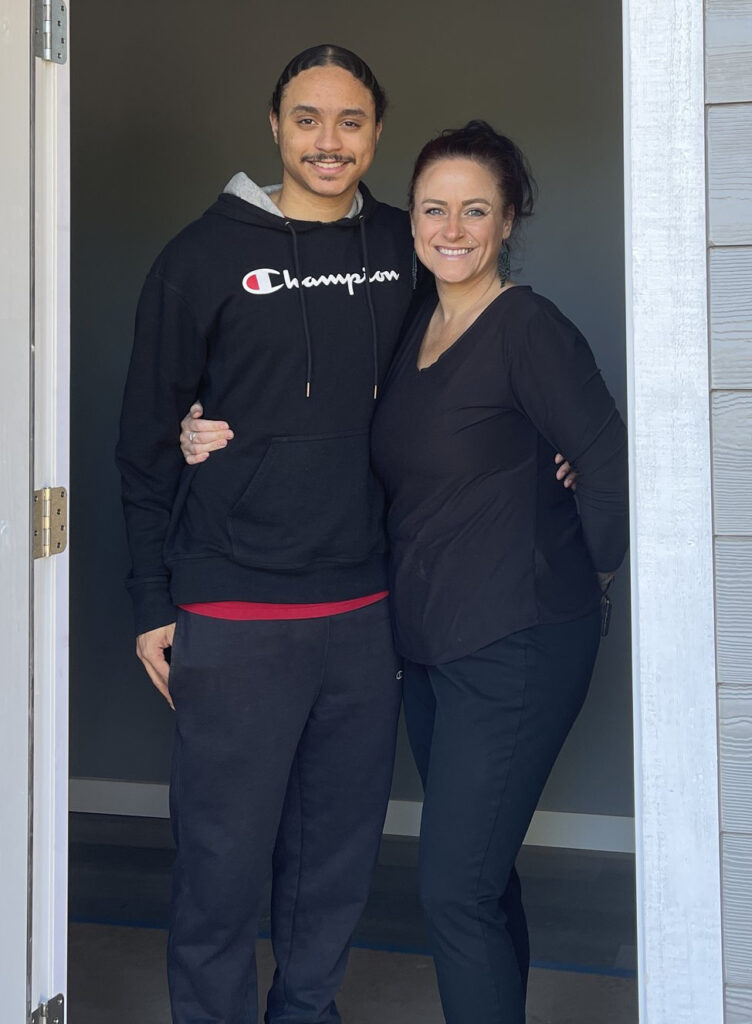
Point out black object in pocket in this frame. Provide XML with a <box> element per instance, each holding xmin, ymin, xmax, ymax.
<box><xmin>227</xmin><ymin>431</ymin><xmax>385</xmax><ymax>570</ymax></box>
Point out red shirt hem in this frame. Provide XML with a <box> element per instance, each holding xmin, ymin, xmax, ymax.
<box><xmin>179</xmin><ymin>591</ymin><xmax>389</xmax><ymax>621</ymax></box>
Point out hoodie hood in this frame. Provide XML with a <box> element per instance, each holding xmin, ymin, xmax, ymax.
<box><xmin>223</xmin><ymin>171</ymin><xmax>364</xmax><ymax>221</ymax></box>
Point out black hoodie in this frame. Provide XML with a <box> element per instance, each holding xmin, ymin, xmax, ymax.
<box><xmin>116</xmin><ymin>181</ymin><xmax>415</xmax><ymax>635</ymax></box>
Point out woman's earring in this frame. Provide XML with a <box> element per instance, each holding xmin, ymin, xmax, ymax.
<box><xmin>498</xmin><ymin>242</ymin><xmax>511</xmax><ymax>285</ymax></box>
<box><xmin>412</xmin><ymin>250</ymin><xmax>418</xmax><ymax>290</ymax></box>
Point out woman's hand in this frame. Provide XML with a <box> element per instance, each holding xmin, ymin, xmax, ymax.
<box><xmin>597</xmin><ymin>571</ymin><xmax>616</xmax><ymax>592</ymax></box>
<box><xmin>554</xmin><ymin>452</ymin><xmax>578</xmax><ymax>490</ymax></box>
<box><xmin>180</xmin><ymin>402</ymin><xmax>234</xmax><ymax>465</ymax></box>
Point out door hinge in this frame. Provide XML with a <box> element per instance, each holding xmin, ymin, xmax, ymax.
<box><xmin>33</xmin><ymin>487</ymin><xmax>68</xmax><ymax>559</ymax></box>
<box><xmin>30</xmin><ymin>994</ymin><xmax>64</xmax><ymax>1024</ymax></box>
<box><xmin>33</xmin><ymin>0</ymin><xmax>68</xmax><ymax>64</ymax></box>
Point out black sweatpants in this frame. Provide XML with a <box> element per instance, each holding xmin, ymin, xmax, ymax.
<box><xmin>167</xmin><ymin>599</ymin><xmax>402</xmax><ymax>1024</ymax></box>
<box><xmin>402</xmin><ymin>611</ymin><xmax>601</xmax><ymax>1024</ymax></box>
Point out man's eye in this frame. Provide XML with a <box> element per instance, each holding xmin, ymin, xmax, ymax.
<box><xmin>297</xmin><ymin>118</ymin><xmax>316</xmax><ymax>126</ymax></box>
<box><xmin>342</xmin><ymin>121</ymin><xmax>362</xmax><ymax>129</ymax></box>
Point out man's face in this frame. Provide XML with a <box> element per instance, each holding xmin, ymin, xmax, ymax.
<box><xmin>270</xmin><ymin>65</ymin><xmax>382</xmax><ymax>203</ymax></box>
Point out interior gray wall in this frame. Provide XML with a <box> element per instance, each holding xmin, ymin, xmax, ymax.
<box><xmin>70</xmin><ymin>0</ymin><xmax>632</xmax><ymax>819</ymax></box>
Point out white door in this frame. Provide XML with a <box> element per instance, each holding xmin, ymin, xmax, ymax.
<box><xmin>0</xmin><ymin>0</ymin><xmax>70</xmax><ymax>1019</ymax></box>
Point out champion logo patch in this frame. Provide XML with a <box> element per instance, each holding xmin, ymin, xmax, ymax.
<box><xmin>243</xmin><ymin>269</ymin><xmax>286</xmax><ymax>294</ymax></box>
<box><xmin>242</xmin><ymin>267</ymin><xmax>400</xmax><ymax>297</ymax></box>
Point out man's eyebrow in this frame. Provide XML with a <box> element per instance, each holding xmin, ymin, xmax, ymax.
<box><xmin>287</xmin><ymin>105</ymin><xmax>369</xmax><ymax>118</ymax></box>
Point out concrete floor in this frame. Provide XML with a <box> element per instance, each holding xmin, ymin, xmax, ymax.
<box><xmin>68</xmin><ymin>923</ymin><xmax>637</xmax><ymax>1024</ymax></box>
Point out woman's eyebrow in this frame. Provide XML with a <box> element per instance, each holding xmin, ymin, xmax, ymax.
<box><xmin>420</xmin><ymin>198</ymin><xmax>492</xmax><ymax>206</ymax></box>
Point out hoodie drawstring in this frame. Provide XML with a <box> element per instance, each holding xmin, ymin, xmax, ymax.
<box><xmin>284</xmin><ymin>214</ymin><xmax>380</xmax><ymax>401</ymax></box>
<box><xmin>358</xmin><ymin>215</ymin><xmax>380</xmax><ymax>401</ymax></box>
<box><xmin>285</xmin><ymin>220</ymin><xmax>314</xmax><ymax>398</ymax></box>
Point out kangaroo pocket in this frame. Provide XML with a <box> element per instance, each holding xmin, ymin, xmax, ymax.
<box><xmin>226</xmin><ymin>431</ymin><xmax>386</xmax><ymax>570</ymax></box>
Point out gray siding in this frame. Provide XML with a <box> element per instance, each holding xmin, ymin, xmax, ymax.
<box><xmin>707</xmin><ymin>1</ymin><xmax>752</xmax><ymax>1017</ymax></box>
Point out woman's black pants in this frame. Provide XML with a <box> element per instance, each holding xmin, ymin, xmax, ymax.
<box><xmin>403</xmin><ymin>611</ymin><xmax>601</xmax><ymax>1024</ymax></box>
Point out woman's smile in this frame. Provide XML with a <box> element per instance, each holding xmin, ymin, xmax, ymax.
<box><xmin>435</xmin><ymin>245</ymin><xmax>475</xmax><ymax>257</ymax></box>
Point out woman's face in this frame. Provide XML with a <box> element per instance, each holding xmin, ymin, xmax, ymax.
<box><xmin>411</xmin><ymin>157</ymin><xmax>514</xmax><ymax>287</ymax></box>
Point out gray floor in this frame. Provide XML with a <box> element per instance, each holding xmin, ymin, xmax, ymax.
<box><xmin>69</xmin><ymin>815</ymin><xmax>637</xmax><ymax>974</ymax></box>
<box><xmin>68</xmin><ymin>815</ymin><xmax>637</xmax><ymax>1022</ymax></box>
<box><xmin>69</xmin><ymin>923</ymin><xmax>638</xmax><ymax>1024</ymax></box>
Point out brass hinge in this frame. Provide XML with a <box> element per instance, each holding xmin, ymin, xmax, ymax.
<box><xmin>30</xmin><ymin>993</ymin><xmax>64</xmax><ymax>1024</ymax></box>
<box><xmin>33</xmin><ymin>487</ymin><xmax>68</xmax><ymax>559</ymax></box>
<box><xmin>33</xmin><ymin>0</ymin><xmax>68</xmax><ymax>64</ymax></box>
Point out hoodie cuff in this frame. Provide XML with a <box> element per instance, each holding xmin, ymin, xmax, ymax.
<box><xmin>125</xmin><ymin>576</ymin><xmax>179</xmax><ymax>637</ymax></box>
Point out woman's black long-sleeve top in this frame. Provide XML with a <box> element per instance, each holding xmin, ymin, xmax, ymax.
<box><xmin>370</xmin><ymin>285</ymin><xmax>629</xmax><ymax>665</ymax></box>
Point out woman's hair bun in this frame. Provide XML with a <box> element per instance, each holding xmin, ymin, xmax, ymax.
<box><xmin>460</xmin><ymin>119</ymin><xmax>497</xmax><ymax>138</ymax></box>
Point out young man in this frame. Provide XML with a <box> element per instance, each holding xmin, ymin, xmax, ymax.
<box><xmin>116</xmin><ymin>45</ymin><xmax>416</xmax><ymax>1024</ymax></box>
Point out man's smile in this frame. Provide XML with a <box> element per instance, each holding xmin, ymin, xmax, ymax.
<box><xmin>303</xmin><ymin>154</ymin><xmax>355</xmax><ymax>174</ymax></box>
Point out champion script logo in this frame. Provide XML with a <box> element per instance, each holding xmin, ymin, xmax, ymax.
<box><xmin>242</xmin><ymin>267</ymin><xmax>400</xmax><ymax>297</ymax></box>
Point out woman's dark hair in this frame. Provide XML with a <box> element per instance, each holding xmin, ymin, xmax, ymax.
<box><xmin>408</xmin><ymin>120</ymin><xmax>536</xmax><ymax>237</ymax></box>
<box><xmin>270</xmin><ymin>44</ymin><xmax>388</xmax><ymax>123</ymax></box>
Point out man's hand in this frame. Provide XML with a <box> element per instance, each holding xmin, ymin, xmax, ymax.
<box><xmin>180</xmin><ymin>401</ymin><xmax>234</xmax><ymax>465</ymax></box>
<box><xmin>554</xmin><ymin>452</ymin><xmax>578</xmax><ymax>490</ymax></box>
<box><xmin>137</xmin><ymin>623</ymin><xmax>177</xmax><ymax>709</ymax></box>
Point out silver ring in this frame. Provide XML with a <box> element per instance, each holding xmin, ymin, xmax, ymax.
<box><xmin>188</xmin><ymin>431</ymin><xmax>196</xmax><ymax>443</ymax></box>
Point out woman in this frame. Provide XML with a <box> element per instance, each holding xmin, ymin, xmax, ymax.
<box><xmin>181</xmin><ymin>121</ymin><xmax>628</xmax><ymax>1024</ymax></box>
<box><xmin>369</xmin><ymin>121</ymin><xmax>628</xmax><ymax>1024</ymax></box>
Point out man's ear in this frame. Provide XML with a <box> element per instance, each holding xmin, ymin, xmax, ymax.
<box><xmin>269</xmin><ymin>109</ymin><xmax>279</xmax><ymax>145</ymax></box>
<box><xmin>375</xmin><ymin>120</ymin><xmax>383</xmax><ymax>144</ymax></box>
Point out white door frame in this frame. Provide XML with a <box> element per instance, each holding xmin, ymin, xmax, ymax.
<box><xmin>0</xmin><ymin>0</ymin><xmax>70</xmax><ymax>1018</ymax></box>
<box><xmin>0</xmin><ymin>0</ymin><xmax>728</xmax><ymax>1020</ymax></box>
<box><xmin>31</xmin><ymin>5</ymin><xmax>71</xmax><ymax>1010</ymax></box>
<box><xmin>0</xmin><ymin>1</ymin><xmax>35</xmax><ymax>1019</ymax></box>
<box><xmin>623</xmin><ymin>0</ymin><xmax>725</xmax><ymax>1020</ymax></box>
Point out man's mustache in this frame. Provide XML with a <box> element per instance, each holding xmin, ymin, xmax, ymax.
<box><xmin>302</xmin><ymin>154</ymin><xmax>356</xmax><ymax>164</ymax></box>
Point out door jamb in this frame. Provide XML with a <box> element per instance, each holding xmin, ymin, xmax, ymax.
<box><xmin>623</xmin><ymin>0</ymin><xmax>725</xmax><ymax>1020</ymax></box>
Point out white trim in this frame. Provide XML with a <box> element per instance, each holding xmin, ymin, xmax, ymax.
<box><xmin>623</xmin><ymin>0</ymin><xmax>724</xmax><ymax>1021</ymax></box>
<box><xmin>69</xmin><ymin>780</ymin><xmax>635</xmax><ymax>853</ymax></box>
<box><xmin>71</xmin><ymin>779</ymin><xmax>171</xmax><ymax>819</ymax></box>
<box><xmin>523</xmin><ymin>810</ymin><xmax>634</xmax><ymax>855</ymax></box>
<box><xmin>383</xmin><ymin>798</ymin><xmax>424</xmax><ymax>839</ymax></box>
<box><xmin>0</xmin><ymin>1</ymin><xmax>33</xmax><ymax>1019</ymax></box>
<box><xmin>30</xmin><ymin>28</ymin><xmax>70</xmax><ymax>1010</ymax></box>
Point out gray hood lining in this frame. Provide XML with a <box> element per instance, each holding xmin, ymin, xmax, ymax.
<box><xmin>223</xmin><ymin>172</ymin><xmax>363</xmax><ymax>219</ymax></box>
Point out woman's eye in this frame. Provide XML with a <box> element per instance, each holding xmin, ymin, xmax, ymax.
<box><xmin>466</xmin><ymin>208</ymin><xmax>487</xmax><ymax>217</ymax></box>
<box><xmin>424</xmin><ymin>207</ymin><xmax>444</xmax><ymax>216</ymax></box>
